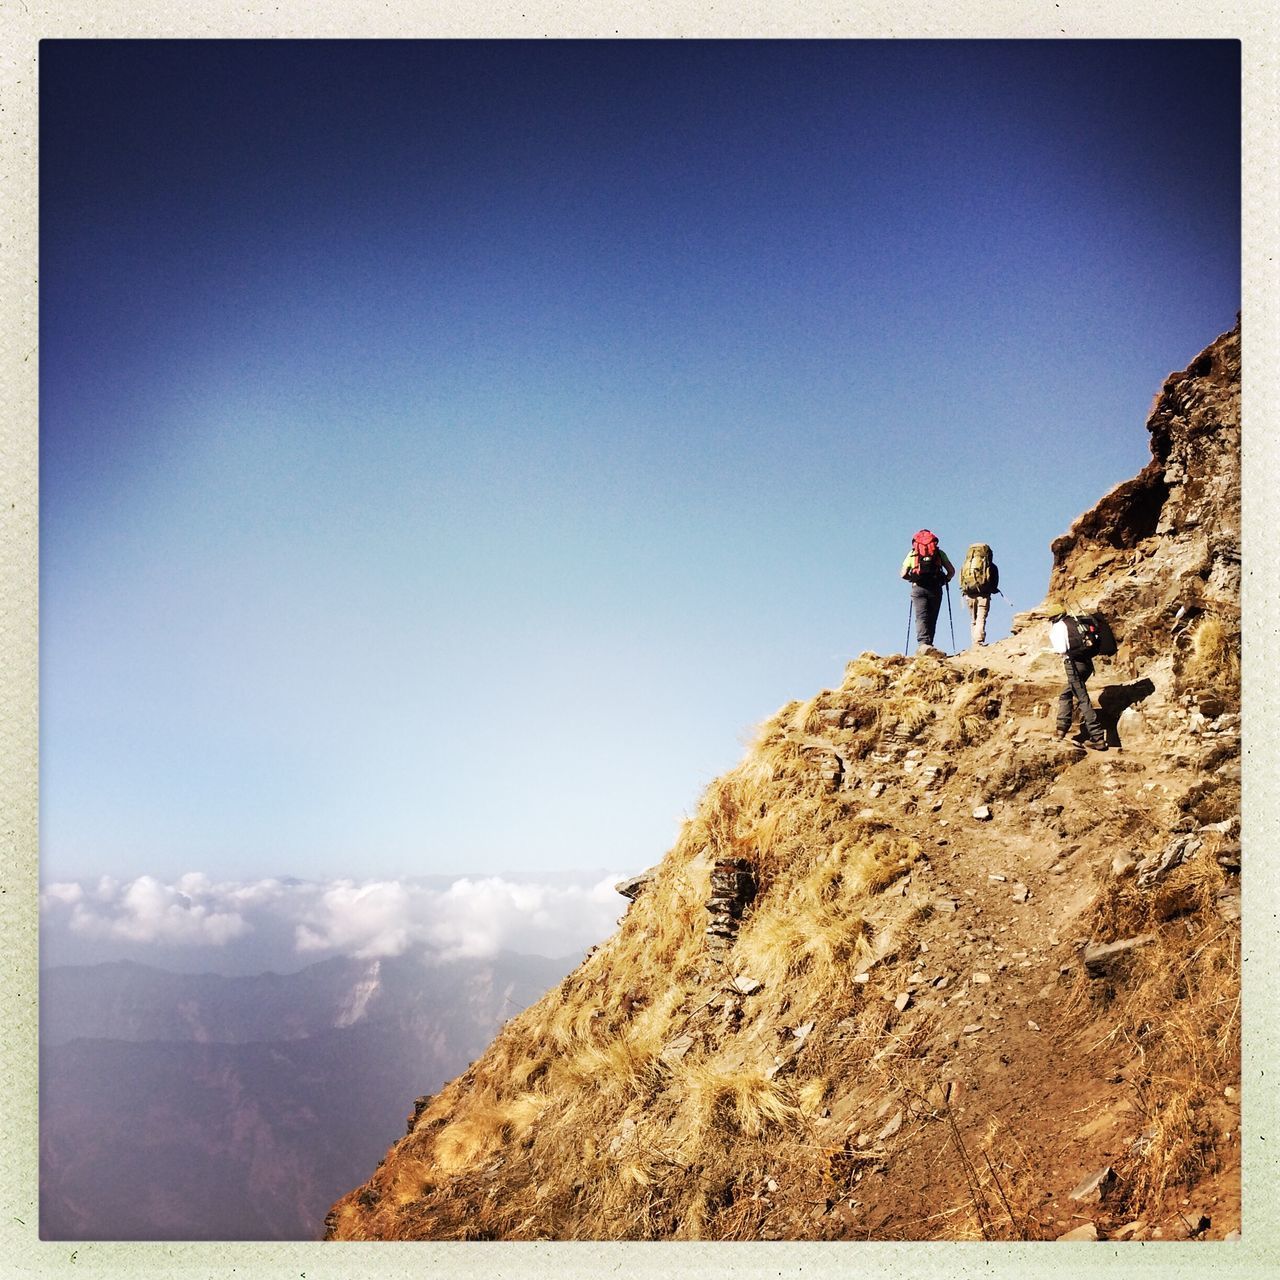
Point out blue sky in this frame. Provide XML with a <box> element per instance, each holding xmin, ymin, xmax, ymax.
<box><xmin>40</xmin><ymin>39</ymin><xmax>1240</xmax><ymax>887</ymax></box>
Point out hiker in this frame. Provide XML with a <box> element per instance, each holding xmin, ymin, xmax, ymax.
<box><xmin>900</xmin><ymin>529</ymin><xmax>955</xmax><ymax>655</ymax></box>
<box><xmin>959</xmin><ymin>543</ymin><xmax>999</xmax><ymax>647</ymax></box>
<box><xmin>1048</xmin><ymin>606</ymin><xmax>1114</xmax><ymax>752</ymax></box>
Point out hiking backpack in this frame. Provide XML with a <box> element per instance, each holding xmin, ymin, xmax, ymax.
<box><xmin>909</xmin><ymin>529</ymin><xmax>941</xmax><ymax>581</ymax></box>
<box><xmin>1061</xmin><ymin>612</ymin><xmax>1118</xmax><ymax>658</ymax></box>
<box><xmin>960</xmin><ymin>543</ymin><xmax>998</xmax><ymax>597</ymax></box>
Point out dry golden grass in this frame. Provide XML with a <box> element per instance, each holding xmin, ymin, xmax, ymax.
<box><xmin>1179</xmin><ymin>613</ymin><xmax>1240</xmax><ymax>704</ymax></box>
<box><xmin>929</xmin><ymin>1116</ymin><xmax>1048</xmax><ymax>1241</ymax></box>
<box><xmin>331</xmin><ymin>621</ymin><xmax>1240</xmax><ymax>1244</ymax></box>
<box><xmin>349</xmin><ymin>683</ymin><xmax>944</xmax><ymax>1240</ymax></box>
<box><xmin>1080</xmin><ymin>860</ymin><xmax>1240</xmax><ymax>1224</ymax></box>
<box><xmin>941</xmin><ymin>678</ymin><xmax>1002</xmax><ymax>747</ymax></box>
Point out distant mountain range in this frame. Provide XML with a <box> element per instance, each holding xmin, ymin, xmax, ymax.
<box><xmin>40</xmin><ymin>950</ymin><xmax>577</xmax><ymax>1240</ymax></box>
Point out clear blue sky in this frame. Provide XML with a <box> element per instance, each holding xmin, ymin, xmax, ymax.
<box><xmin>40</xmin><ymin>39</ymin><xmax>1240</xmax><ymax>884</ymax></box>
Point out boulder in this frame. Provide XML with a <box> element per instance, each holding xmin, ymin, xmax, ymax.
<box><xmin>615</xmin><ymin>870</ymin><xmax>657</xmax><ymax>901</ymax></box>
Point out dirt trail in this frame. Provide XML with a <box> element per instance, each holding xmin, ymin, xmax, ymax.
<box><xmin>784</xmin><ymin>631</ymin><xmax>1241</xmax><ymax>1242</ymax></box>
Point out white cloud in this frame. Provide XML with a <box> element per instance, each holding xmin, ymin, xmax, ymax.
<box><xmin>54</xmin><ymin>873</ymin><xmax>251</xmax><ymax>947</ymax></box>
<box><xmin>40</xmin><ymin>882</ymin><xmax>84</xmax><ymax>907</ymax></box>
<box><xmin>40</xmin><ymin>869</ymin><xmax>628</xmax><ymax>962</ymax></box>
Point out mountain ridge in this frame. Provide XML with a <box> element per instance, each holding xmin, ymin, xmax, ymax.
<box><xmin>326</xmin><ymin>322</ymin><xmax>1242</xmax><ymax>1242</ymax></box>
<box><xmin>40</xmin><ymin>949</ymin><xmax>579</xmax><ymax>1238</ymax></box>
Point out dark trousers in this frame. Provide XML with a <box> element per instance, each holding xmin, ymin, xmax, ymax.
<box><xmin>911</xmin><ymin>582</ymin><xmax>943</xmax><ymax>646</ymax></box>
<box><xmin>1056</xmin><ymin>655</ymin><xmax>1102</xmax><ymax>740</ymax></box>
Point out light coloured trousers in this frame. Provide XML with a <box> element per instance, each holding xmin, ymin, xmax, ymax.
<box><xmin>966</xmin><ymin>594</ymin><xmax>990</xmax><ymax>646</ymax></box>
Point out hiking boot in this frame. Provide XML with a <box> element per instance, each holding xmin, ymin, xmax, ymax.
<box><xmin>1084</xmin><ymin>737</ymin><xmax>1108</xmax><ymax>752</ymax></box>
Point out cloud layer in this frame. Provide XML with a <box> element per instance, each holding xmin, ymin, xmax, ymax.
<box><xmin>40</xmin><ymin>870</ymin><xmax>628</xmax><ymax>963</ymax></box>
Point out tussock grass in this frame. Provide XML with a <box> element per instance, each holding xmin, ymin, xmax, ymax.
<box><xmin>941</xmin><ymin>680</ymin><xmax>1002</xmax><ymax>747</ymax></box>
<box><xmin>343</xmin><ymin>691</ymin><xmax>935</xmax><ymax>1241</ymax></box>
<box><xmin>1178</xmin><ymin>613</ymin><xmax>1240</xmax><ymax>708</ymax></box>
<box><xmin>1186</xmin><ymin>614</ymin><xmax>1239</xmax><ymax>681</ymax></box>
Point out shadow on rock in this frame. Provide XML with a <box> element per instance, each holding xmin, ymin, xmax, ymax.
<box><xmin>1096</xmin><ymin>677</ymin><xmax>1157</xmax><ymax>747</ymax></box>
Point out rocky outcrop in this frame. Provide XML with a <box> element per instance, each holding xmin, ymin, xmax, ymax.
<box><xmin>1015</xmin><ymin>321</ymin><xmax>1241</xmax><ymax>700</ymax></box>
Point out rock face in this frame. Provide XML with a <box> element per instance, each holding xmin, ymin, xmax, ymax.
<box><xmin>324</xmin><ymin>324</ymin><xmax>1241</xmax><ymax>1244</ymax></box>
<box><xmin>1011</xmin><ymin>321</ymin><xmax>1241</xmax><ymax>703</ymax></box>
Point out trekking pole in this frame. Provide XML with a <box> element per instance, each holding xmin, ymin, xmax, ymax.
<box><xmin>945</xmin><ymin>581</ymin><xmax>956</xmax><ymax>652</ymax></box>
<box><xmin>905</xmin><ymin>600</ymin><xmax>913</xmax><ymax>654</ymax></box>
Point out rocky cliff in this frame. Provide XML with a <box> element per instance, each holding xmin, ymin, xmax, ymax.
<box><xmin>325</xmin><ymin>323</ymin><xmax>1242</xmax><ymax>1242</ymax></box>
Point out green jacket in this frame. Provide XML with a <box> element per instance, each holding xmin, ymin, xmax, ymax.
<box><xmin>901</xmin><ymin>548</ymin><xmax>955</xmax><ymax>585</ymax></box>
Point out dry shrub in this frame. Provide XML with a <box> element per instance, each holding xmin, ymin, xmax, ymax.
<box><xmin>942</xmin><ymin>680</ymin><xmax>1002</xmax><ymax>747</ymax></box>
<box><xmin>1180</xmin><ymin>613</ymin><xmax>1240</xmax><ymax>701</ymax></box>
<box><xmin>1093</xmin><ymin>856</ymin><xmax>1226</xmax><ymax>938</ymax></box>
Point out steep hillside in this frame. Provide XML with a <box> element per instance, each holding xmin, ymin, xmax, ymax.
<box><xmin>326</xmin><ymin>323</ymin><xmax>1241</xmax><ymax>1243</ymax></box>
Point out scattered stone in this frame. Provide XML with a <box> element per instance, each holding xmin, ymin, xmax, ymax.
<box><xmin>1112</xmin><ymin>1220</ymin><xmax>1146</xmax><ymax>1241</ymax></box>
<box><xmin>934</xmin><ymin>898</ymin><xmax>958</xmax><ymax>913</ymax></box>
<box><xmin>1049</xmin><ymin>862</ymin><xmax>1068</xmax><ymax>875</ymax></box>
<box><xmin>972</xmin><ymin>972</ymin><xmax>991</xmax><ymax>985</ymax></box>
<box><xmin>791</xmin><ymin>1020</ymin><xmax>816</xmax><ymax>1043</ymax></box>
<box><xmin>1225</xmin><ymin>1084</ymin><xmax>1240</xmax><ymax>1103</ymax></box>
<box><xmin>615</xmin><ymin>869</ymin><xmax>657</xmax><ymax>900</ymax></box>
<box><xmin>907</xmin><ymin>972</ymin><xmax>924</xmax><ymax>985</ymax></box>
<box><xmin>858</xmin><ymin>808</ymin><xmax>876</xmax><ymax>819</ymax></box>
<box><xmin>732</xmin><ymin>975</ymin><xmax>762</xmax><ymax>995</ymax></box>
<box><xmin>853</xmin><ymin>972</ymin><xmax>870</xmax><ymax>984</ymax></box>
<box><xmin>1197</xmin><ymin>692</ymin><xmax>1226</xmax><ymax>719</ymax></box>
<box><xmin>925</xmin><ymin>1081</ymin><xmax>954</xmax><ymax>1110</ymax></box>
<box><xmin>1083</xmin><ymin>935</ymin><xmax>1156</xmax><ymax>978</ymax></box>
<box><xmin>973</xmin><ymin>805</ymin><xmax>993</xmax><ymax>821</ymax></box>
<box><xmin>407</xmin><ymin>1094</ymin><xmax>433</xmax><ymax>1134</ymax></box>
<box><xmin>1130</xmin><ymin>1126</ymin><xmax>1158</xmax><ymax>1156</ymax></box>
<box><xmin>1165</xmin><ymin>1212</ymin><xmax>1211</xmax><ymax>1240</ymax></box>
<box><xmin>931</xmin><ymin>799</ymin><xmax>944</xmax><ymax>812</ymax></box>
<box><xmin>894</xmin><ymin>992</ymin><xmax>913</xmax><ymax>1012</ymax></box>
<box><xmin>705</xmin><ymin>858</ymin><xmax>757</xmax><ymax>961</ymax></box>
<box><xmin>1056</xmin><ymin>1222</ymin><xmax>1098</xmax><ymax>1241</ymax></box>
<box><xmin>1201</xmin><ymin>817</ymin><xmax>1239</xmax><ymax>835</ymax></box>
<box><xmin>1070</xmin><ymin>1166</ymin><xmax>1118</xmax><ymax>1203</ymax></box>
<box><xmin>988</xmin><ymin>873</ymin><xmax>1006</xmax><ymax>882</ymax></box>
<box><xmin>933</xmin><ymin>974</ymin><xmax>950</xmax><ymax>990</ymax></box>
<box><xmin>1011</xmin><ymin>883</ymin><xmax>1029</xmax><ymax>903</ymax></box>
<box><xmin>1111</xmin><ymin>853</ymin><xmax>1137</xmax><ymax>878</ymax></box>
<box><xmin>876</xmin><ymin>1110</ymin><xmax>903</xmax><ymax>1140</ymax></box>
<box><xmin>1224</xmin><ymin>1229</ymin><xmax>1242</xmax><ymax>1242</ymax></box>
<box><xmin>869</xmin><ymin>781</ymin><xmax>887</xmax><ymax>798</ymax></box>
<box><xmin>1136</xmin><ymin>833</ymin><xmax>1203</xmax><ymax>888</ymax></box>
<box><xmin>659</xmin><ymin>1034</ymin><xmax>695</xmax><ymax>1067</ymax></box>
<box><xmin>1216</xmin><ymin>843</ymin><xmax>1242</xmax><ymax>871</ymax></box>
<box><xmin>607</xmin><ymin>1116</ymin><xmax>638</xmax><ymax>1157</ymax></box>
<box><xmin>766</xmin><ymin>1177</ymin><xmax>779</xmax><ymax>1193</ymax></box>
<box><xmin>1027</xmin><ymin>1020</ymin><xmax>1040</xmax><ymax>1031</ymax></box>
<box><xmin>962</xmin><ymin>1023</ymin><xmax>983</xmax><ymax>1035</ymax></box>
